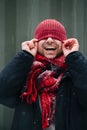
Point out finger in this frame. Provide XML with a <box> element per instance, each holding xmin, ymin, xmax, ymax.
<box><xmin>32</xmin><ymin>38</ymin><xmax>38</xmax><ymax>42</ymax></box>
<box><xmin>63</xmin><ymin>39</ymin><xmax>76</xmax><ymax>50</ymax></box>
<box><xmin>21</xmin><ymin>41</ymin><xmax>29</xmax><ymax>49</ymax></box>
<box><xmin>29</xmin><ymin>40</ymin><xmax>38</xmax><ymax>49</ymax></box>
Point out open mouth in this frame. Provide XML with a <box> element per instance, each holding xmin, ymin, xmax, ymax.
<box><xmin>45</xmin><ymin>47</ymin><xmax>56</xmax><ymax>51</ymax></box>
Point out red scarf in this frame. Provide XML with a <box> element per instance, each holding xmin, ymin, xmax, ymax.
<box><xmin>21</xmin><ymin>53</ymin><xmax>66</xmax><ymax>129</ymax></box>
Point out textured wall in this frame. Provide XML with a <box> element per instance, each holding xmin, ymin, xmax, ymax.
<box><xmin>0</xmin><ymin>0</ymin><xmax>87</xmax><ymax>130</ymax></box>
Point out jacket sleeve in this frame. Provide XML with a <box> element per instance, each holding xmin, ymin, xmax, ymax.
<box><xmin>65</xmin><ymin>51</ymin><xmax>87</xmax><ymax>108</ymax></box>
<box><xmin>0</xmin><ymin>50</ymin><xmax>34</xmax><ymax>107</ymax></box>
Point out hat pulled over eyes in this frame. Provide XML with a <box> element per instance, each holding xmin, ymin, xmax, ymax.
<box><xmin>34</xmin><ymin>19</ymin><xmax>67</xmax><ymax>41</ymax></box>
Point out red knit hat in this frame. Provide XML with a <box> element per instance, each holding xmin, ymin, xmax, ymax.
<box><xmin>34</xmin><ymin>19</ymin><xmax>67</xmax><ymax>41</ymax></box>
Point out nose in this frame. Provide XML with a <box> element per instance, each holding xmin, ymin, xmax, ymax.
<box><xmin>46</xmin><ymin>37</ymin><xmax>54</xmax><ymax>44</ymax></box>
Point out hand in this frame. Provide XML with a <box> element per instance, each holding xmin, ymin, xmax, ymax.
<box><xmin>21</xmin><ymin>38</ymin><xmax>38</xmax><ymax>56</ymax></box>
<box><xmin>62</xmin><ymin>38</ymin><xmax>79</xmax><ymax>57</ymax></box>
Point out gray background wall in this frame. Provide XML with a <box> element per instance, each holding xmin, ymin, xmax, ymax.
<box><xmin>0</xmin><ymin>0</ymin><xmax>87</xmax><ymax>129</ymax></box>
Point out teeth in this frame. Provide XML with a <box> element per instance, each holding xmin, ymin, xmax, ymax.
<box><xmin>45</xmin><ymin>48</ymin><xmax>56</xmax><ymax>50</ymax></box>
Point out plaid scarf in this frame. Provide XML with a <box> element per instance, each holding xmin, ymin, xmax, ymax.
<box><xmin>21</xmin><ymin>53</ymin><xmax>66</xmax><ymax>129</ymax></box>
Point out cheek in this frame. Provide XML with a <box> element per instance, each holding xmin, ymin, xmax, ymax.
<box><xmin>37</xmin><ymin>44</ymin><xmax>44</xmax><ymax>54</ymax></box>
<box><xmin>56</xmin><ymin>46</ymin><xmax>63</xmax><ymax>56</ymax></box>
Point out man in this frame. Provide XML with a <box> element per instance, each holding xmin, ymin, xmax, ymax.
<box><xmin>0</xmin><ymin>19</ymin><xmax>87</xmax><ymax>130</ymax></box>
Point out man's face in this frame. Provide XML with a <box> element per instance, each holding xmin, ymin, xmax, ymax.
<box><xmin>37</xmin><ymin>37</ymin><xmax>63</xmax><ymax>59</ymax></box>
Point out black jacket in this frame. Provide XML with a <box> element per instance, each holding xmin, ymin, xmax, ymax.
<box><xmin>0</xmin><ymin>50</ymin><xmax>87</xmax><ymax>130</ymax></box>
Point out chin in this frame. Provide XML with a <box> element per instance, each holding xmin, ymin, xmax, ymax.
<box><xmin>45</xmin><ymin>55</ymin><xmax>56</xmax><ymax>59</ymax></box>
